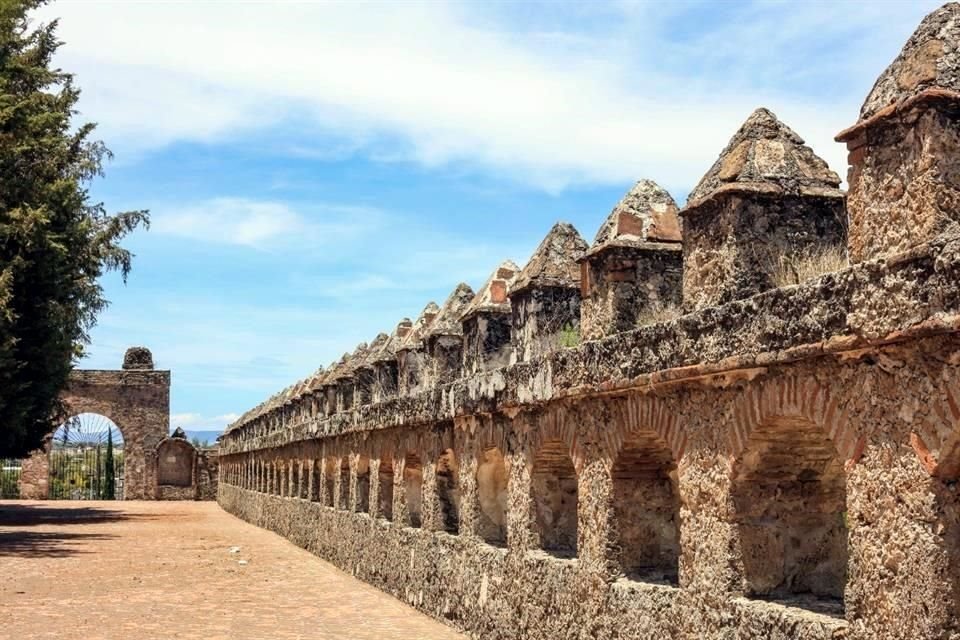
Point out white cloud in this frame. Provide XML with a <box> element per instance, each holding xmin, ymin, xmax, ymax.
<box><xmin>150</xmin><ymin>197</ymin><xmax>379</xmax><ymax>248</ymax></box>
<box><xmin>34</xmin><ymin>1</ymin><xmax>941</xmax><ymax>193</ymax></box>
<box><xmin>170</xmin><ymin>412</ymin><xmax>238</xmax><ymax>433</ymax></box>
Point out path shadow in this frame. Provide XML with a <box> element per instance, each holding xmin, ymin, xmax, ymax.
<box><xmin>0</xmin><ymin>530</ymin><xmax>116</xmax><ymax>558</ymax></box>
<box><xmin>0</xmin><ymin>503</ymin><xmax>149</xmax><ymax>526</ymax></box>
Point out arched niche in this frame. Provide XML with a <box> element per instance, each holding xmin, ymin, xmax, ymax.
<box><xmin>156</xmin><ymin>437</ymin><xmax>196</xmax><ymax>488</ymax></box>
<box><xmin>732</xmin><ymin>415</ymin><xmax>847</xmax><ymax>614</ymax></box>
<box><xmin>404</xmin><ymin>452</ymin><xmax>423</xmax><ymax>528</ymax></box>
<box><xmin>436</xmin><ymin>449</ymin><xmax>459</xmax><ymax>534</ymax></box>
<box><xmin>611</xmin><ymin>429</ymin><xmax>679</xmax><ymax>584</ymax></box>
<box><xmin>530</xmin><ymin>439</ymin><xmax>578</xmax><ymax>558</ymax></box>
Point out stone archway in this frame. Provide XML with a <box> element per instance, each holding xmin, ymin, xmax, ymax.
<box><xmin>18</xmin><ymin>347</ymin><xmax>170</xmax><ymax>500</ymax></box>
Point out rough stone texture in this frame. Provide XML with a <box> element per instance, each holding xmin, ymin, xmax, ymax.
<box><xmin>122</xmin><ymin>345</ymin><xmax>155</xmax><ymax>370</ymax></box>
<box><xmin>681</xmin><ymin>110</ymin><xmax>846</xmax><ymax>311</ymax></box>
<box><xmin>592</xmin><ymin>179</ymin><xmax>682</xmax><ymax>246</ymax></box>
<box><xmin>509</xmin><ymin>223</ymin><xmax>588</xmax><ymax>363</ymax></box>
<box><xmin>686</xmin><ymin>108</ymin><xmax>843</xmax><ymax>207</ymax></box>
<box><xmin>581</xmin><ymin>180</ymin><xmax>684</xmax><ymax>340</ymax></box>
<box><xmin>399</xmin><ymin>303</ymin><xmax>440</xmax><ymax>396</ymax></box>
<box><xmin>581</xmin><ymin>243</ymin><xmax>683</xmax><ymax>340</ymax></box>
<box><xmin>836</xmin><ymin>5</ymin><xmax>960</xmax><ymax>263</ymax></box>
<box><xmin>841</xmin><ymin>93</ymin><xmax>960</xmax><ymax>264</ymax></box>
<box><xmin>461</xmin><ymin>262</ymin><xmax>519</xmax><ymax>374</ymax></box>
<box><xmin>426</xmin><ymin>284</ymin><xmax>475</xmax><ymax>386</ymax></box>
<box><xmin>856</xmin><ymin>3</ymin><xmax>960</xmax><ymax>121</ymax></box>
<box><xmin>19</xmin><ymin>363</ymin><xmax>171</xmax><ymax>500</ymax></box>
<box><xmin>509</xmin><ymin>222</ymin><xmax>588</xmax><ymax>296</ymax></box>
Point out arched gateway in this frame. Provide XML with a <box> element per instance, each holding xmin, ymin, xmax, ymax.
<box><xmin>18</xmin><ymin>347</ymin><xmax>171</xmax><ymax>500</ymax></box>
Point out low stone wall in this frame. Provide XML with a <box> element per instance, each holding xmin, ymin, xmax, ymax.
<box><xmin>219</xmin><ymin>328</ymin><xmax>960</xmax><ymax>640</ymax></box>
<box><xmin>220</xmin><ymin>486</ymin><xmax>847</xmax><ymax>640</ymax></box>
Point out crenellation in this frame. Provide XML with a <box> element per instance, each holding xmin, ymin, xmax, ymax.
<box><xmin>837</xmin><ymin>4</ymin><xmax>960</xmax><ymax>262</ymax></box>
<box><xmin>218</xmin><ymin>7</ymin><xmax>960</xmax><ymax>638</ymax></box>
<box><xmin>461</xmin><ymin>260</ymin><xmax>519</xmax><ymax>374</ymax></box>
<box><xmin>398</xmin><ymin>303</ymin><xmax>440</xmax><ymax>396</ymax></box>
<box><xmin>509</xmin><ymin>222</ymin><xmax>588</xmax><ymax>363</ymax></box>
<box><xmin>425</xmin><ymin>283</ymin><xmax>475</xmax><ymax>386</ymax></box>
<box><xmin>580</xmin><ymin>180</ymin><xmax>684</xmax><ymax>340</ymax></box>
<box><xmin>681</xmin><ymin>108</ymin><xmax>847</xmax><ymax>311</ymax></box>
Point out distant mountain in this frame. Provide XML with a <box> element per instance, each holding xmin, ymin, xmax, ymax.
<box><xmin>175</xmin><ymin>430</ymin><xmax>223</xmax><ymax>446</ymax></box>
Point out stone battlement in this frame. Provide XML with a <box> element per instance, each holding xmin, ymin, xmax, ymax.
<box><xmin>219</xmin><ymin>5</ymin><xmax>960</xmax><ymax>639</ymax></box>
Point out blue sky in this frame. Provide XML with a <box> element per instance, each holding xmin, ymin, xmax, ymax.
<box><xmin>35</xmin><ymin>0</ymin><xmax>940</xmax><ymax>433</ymax></box>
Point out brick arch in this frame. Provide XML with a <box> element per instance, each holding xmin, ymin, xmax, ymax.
<box><xmin>608</xmin><ymin>395</ymin><xmax>686</xmax><ymax>463</ymax></box>
<box><xmin>911</xmin><ymin>375</ymin><xmax>960</xmax><ymax>479</ymax></box>
<box><xmin>729</xmin><ymin>375</ymin><xmax>864</xmax><ymax>467</ymax></box>
<box><xmin>526</xmin><ymin>405</ymin><xmax>584</xmax><ymax>473</ymax></box>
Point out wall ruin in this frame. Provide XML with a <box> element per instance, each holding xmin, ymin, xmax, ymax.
<box><xmin>218</xmin><ymin>5</ymin><xmax>960</xmax><ymax>639</ymax></box>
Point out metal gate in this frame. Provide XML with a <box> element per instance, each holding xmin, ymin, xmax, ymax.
<box><xmin>49</xmin><ymin>413</ymin><xmax>125</xmax><ymax>500</ymax></box>
<box><xmin>0</xmin><ymin>459</ymin><xmax>20</xmax><ymax>498</ymax></box>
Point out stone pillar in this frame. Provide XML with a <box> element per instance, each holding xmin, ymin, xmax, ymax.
<box><xmin>420</xmin><ymin>458</ymin><xmax>441</xmax><ymax>531</ymax></box>
<box><xmin>836</xmin><ymin>4</ymin><xmax>960</xmax><ymax>263</ymax></box>
<box><xmin>348</xmin><ymin>454</ymin><xmax>358</xmax><ymax>511</ymax></box>
<box><xmin>368</xmin><ymin>458</ymin><xmax>382</xmax><ymax>519</ymax></box>
<box><xmin>508</xmin><ymin>223</ymin><xmax>588</xmax><ymax>363</ymax></box>
<box><xmin>287</xmin><ymin>459</ymin><xmax>295</xmax><ymax>498</ymax></box>
<box><xmin>457</xmin><ymin>435</ymin><xmax>482</xmax><ymax>539</ymax></box>
<box><xmin>506</xmin><ymin>443</ymin><xmax>531</xmax><ymax>552</ymax></box>
<box><xmin>577</xmin><ymin>454</ymin><xmax>612</xmax><ymax>574</ymax></box>
<box><xmin>295</xmin><ymin>459</ymin><xmax>303</xmax><ymax>498</ymax></box>
<box><xmin>579</xmin><ymin>180</ymin><xmax>683</xmax><ymax>339</ymax></box>
<box><xmin>680</xmin><ymin>108</ymin><xmax>846</xmax><ymax>311</ymax></box>
<box><xmin>393</xmin><ymin>455</ymin><xmax>408</xmax><ymax>526</ymax></box>
<box><xmin>306</xmin><ymin>459</ymin><xmax>315</xmax><ymax>501</ymax></box>
<box><xmin>19</xmin><ymin>440</ymin><xmax>51</xmax><ymax>500</ymax></box>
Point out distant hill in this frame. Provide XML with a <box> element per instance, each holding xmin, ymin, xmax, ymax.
<box><xmin>176</xmin><ymin>430</ymin><xmax>223</xmax><ymax>446</ymax></box>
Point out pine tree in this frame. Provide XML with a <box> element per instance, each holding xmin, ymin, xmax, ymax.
<box><xmin>0</xmin><ymin>1</ymin><xmax>148</xmax><ymax>456</ymax></box>
<box><xmin>102</xmin><ymin>428</ymin><xmax>115</xmax><ymax>500</ymax></box>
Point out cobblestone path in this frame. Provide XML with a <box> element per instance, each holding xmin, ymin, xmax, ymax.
<box><xmin>0</xmin><ymin>500</ymin><xmax>467</xmax><ymax>640</ymax></box>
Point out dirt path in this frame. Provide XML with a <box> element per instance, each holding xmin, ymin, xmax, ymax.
<box><xmin>0</xmin><ymin>500</ymin><xmax>467</xmax><ymax>640</ymax></box>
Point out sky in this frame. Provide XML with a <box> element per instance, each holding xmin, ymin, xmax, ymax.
<box><xmin>33</xmin><ymin>0</ymin><xmax>941</xmax><ymax>435</ymax></box>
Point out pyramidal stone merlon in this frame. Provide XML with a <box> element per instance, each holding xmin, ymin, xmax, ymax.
<box><xmin>461</xmin><ymin>260</ymin><xmax>519</xmax><ymax>373</ymax></box>
<box><xmin>681</xmin><ymin>108</ymin><xmax>847</xmax><ymax>311</ymax></box>
<box><xmin>397</xmin><ymin>302</ymin><xmax>440</xmax><ymax>396</ymax></box>
<box><xmin>509</xmin><ymin>222</ymin><xmax>588</xmax><ymax>363</ymax></box>
<box><xmin>837</xmin><ymin>2</ymin><xmax>960</xmax><ymax>262</ymax></box>
<box><xmin>425</xmin><ymin>283</ymin><xmax>475</xmax><ymax>385</ymax></box>
<box><xmin>581</xmin><ymin>180</ymin><xmax>683</xmax><ymax>340</ymax></box>
<box><xmin>368</xmin><ymin>318</ymin><xmax>412</xmax><ymax>402</ymax></box>
<box><xmin>687</xmin><ymin>108</ymin><xmax>842</xmax><ymax>208</ymax></box>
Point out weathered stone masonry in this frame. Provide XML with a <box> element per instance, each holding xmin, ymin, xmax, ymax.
<box><xmin>220</xmin><ymin>6</ymin><xmax>960</xmax><ymax>640</ymax></box>
<box><xmin>18</xmin><ymin>348</ymin><xmax>218</xmax><ymax>501</ymax></box>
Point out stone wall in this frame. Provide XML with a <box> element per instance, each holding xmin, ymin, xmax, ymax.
<box><xmin>219</xmin><ymin>232</ymin><xmax>960</xmax><ymax>639</ymax></box>
<box><xmin>218</xmin><ymin>6</ymin><xmax>960</xmax><ymax>639</ymax></box>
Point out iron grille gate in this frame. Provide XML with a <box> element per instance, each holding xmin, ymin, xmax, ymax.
<box><xmin>49</xmin><ymin>414</ymin><xmax>125</xmax><ymax>500</ymax></box>
<box><xmin>0</xmin><ymin>458</ymin><xmax>20</xmax><ymax>498</ymax></box>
